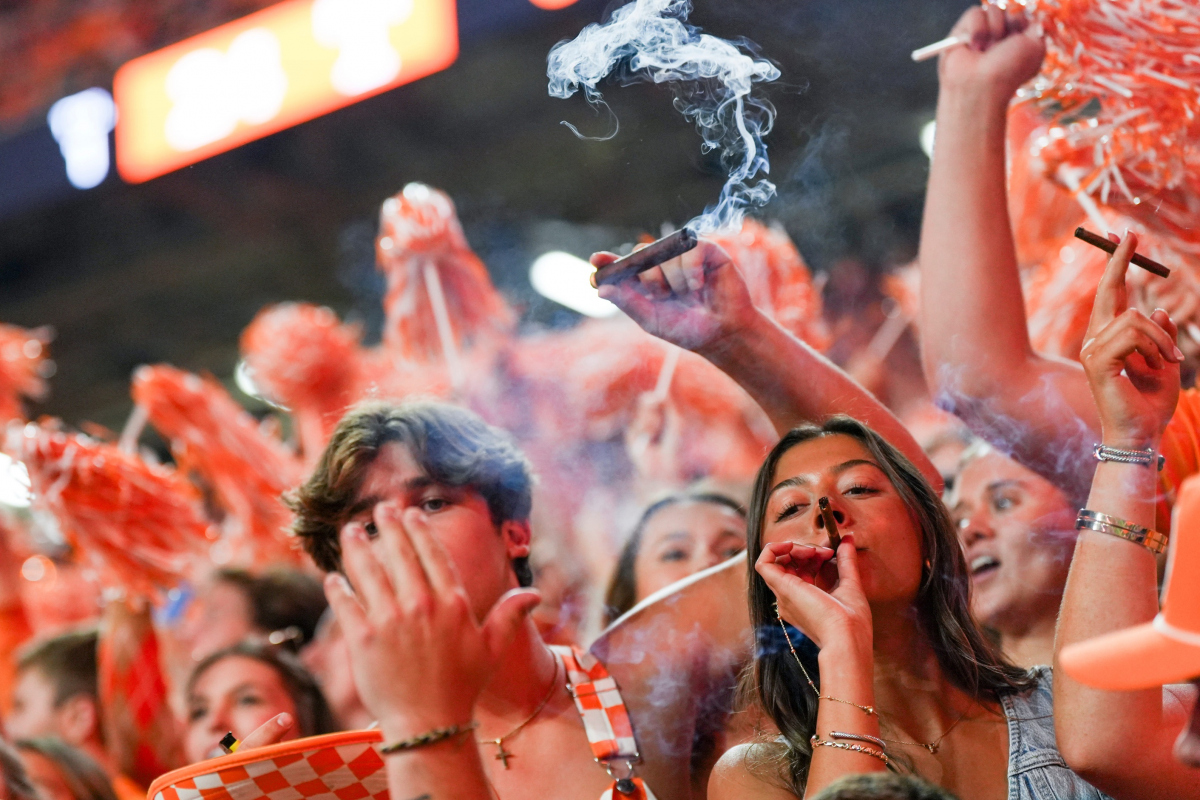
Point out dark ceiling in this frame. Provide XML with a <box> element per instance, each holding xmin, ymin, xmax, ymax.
<box><xmin>0</xmin><ymin>0</ymin><xmax>972</xmax><ymax>431</ymax></box>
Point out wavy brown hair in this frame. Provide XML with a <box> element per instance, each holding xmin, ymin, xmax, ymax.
<box><xmin>741</xmin><ymin>417</ymin><xmax>1034</xmax><ymax>794</ymax></box>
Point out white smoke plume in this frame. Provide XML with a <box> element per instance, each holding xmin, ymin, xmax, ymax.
<box><xmin>547</xmin><ymin>0</ymin><xmax>781</xmax><ymax>234</ymax></box>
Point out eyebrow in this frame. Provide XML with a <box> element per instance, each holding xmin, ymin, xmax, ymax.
<box><xmin>767</xmin><ymin>459</ymin><xmax>882</xmax><ymax>498</ymax></box>
<box><xmin>986</xmin><ymin>479</ymin><xmax>1022</xmax><ymax>494</ymax></box>
<box><xmin>345</xmin><ymin>476</ymin><xmax>438</xmax><ymax>518</ymax></box>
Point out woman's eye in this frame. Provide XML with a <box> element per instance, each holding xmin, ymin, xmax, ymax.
<box><xmin>235</xmin><ymin>694</ymin><xmax>263</xmax><ymax>707</ymax></box>
<box><xmin>187</xmin><ymin>707</ymin><xmax>207</xmax><ymax>723</ymax></box>
<box><xmin>364</xmin><ymin>521</ymin><xmax>379</xmax><ymax>538</ymax></box>
<box><xmin>421</xmin><ymin>497</ymin><xmax>449</xmax><ymax>513</ymax></box>
<box><xmin>844</xmin><ymin>484</ymin><xmax>878</xmax><ymax>496</ymax></box>
<box><xmin>721</xmin><ymin>546</ymin><xmax>744</xmax><ymax>559</ymax></box>
<box><xmin>993</xmin><ymin>495</ymin><xmax>1017</xmax><ymax>512</ymax></box>
<box><xmin>660</xmin><ymin>548</ymin><xmax>688</xmax><ymax>563</ymax></box>
<box><xmin>774</xmin><ymin>503</ymin><xmax>803</xmax><ymax>523</ymax></box>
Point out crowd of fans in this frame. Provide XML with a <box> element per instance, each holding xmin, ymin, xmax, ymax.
<box><xmin>0</xmin><ymin>6</ymin><xmax>1198</xmax><ymax>800</ymax></box>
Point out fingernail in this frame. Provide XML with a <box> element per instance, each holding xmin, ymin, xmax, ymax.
<box><xmin>1174</xmin><ymin>346</ymin><xmax>1185</xmax><ymax>361</ymax></box>
<box><xmin>277</xmin><ymin>713</ymin><xmax>292</xmax><ymax>727</ymax></box>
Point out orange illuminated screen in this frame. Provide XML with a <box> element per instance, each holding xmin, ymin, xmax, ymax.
<box><xmin>114</xmin><ymin>0</ymin><xmax>458</xmax><ymax>183</ymax></box>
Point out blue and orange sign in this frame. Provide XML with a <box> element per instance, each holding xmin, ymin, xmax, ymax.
<box><xmin>114</xmin><ymin>0</ymin><xmax>458</xmax><ymax>183</ymax></box>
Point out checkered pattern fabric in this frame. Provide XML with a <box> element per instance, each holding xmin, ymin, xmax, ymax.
<box><xmin>553</xmin><ymin>645</ymin><xmax>656</xmax><ymax>799</ymax></box>
<box><xmin>148</xmin><ymin>733</ymin><xmax>387</xmax><ymax>800</ymax></box>
<box><xmin>553</xmin><ymin>645</ymin><xmax>639</xmax><ymax>763</ymax></box>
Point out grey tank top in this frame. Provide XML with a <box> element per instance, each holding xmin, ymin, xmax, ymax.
<box><xmin>1001</xmin><ymin>666</ymin><xmax>1112</xmax><ymax>800</ymax></box>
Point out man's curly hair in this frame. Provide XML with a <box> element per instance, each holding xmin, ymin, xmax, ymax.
<box><xmin>286</xmin><ymin>400</ymin><xmax>534</xmax><ymax>586</ymax></box>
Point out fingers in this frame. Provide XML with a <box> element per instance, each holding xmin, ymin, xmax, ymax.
<box><xmin>983</xmin><ymin>5</ymin><xmax>1007</xmax><ymax>43</ymax></box>
<box><xmin>1086</xmin><ymin>308</ymin><xmax>1183</xmax><ymax>369</ymax></box>
<box><xmin>480</xmin><ymin>588</ymin><xmax>541</xmax><ymax>662</ymax></box>
<box><xmin>237</xmin><ymin>713</ymin><xmax>295</xmax><ymax>751</ymax></box>
<box><xmin>756</xmin><ymin>541</ymin><xmax>832</xmax><ymax>585</ymax></box>
<box><xmin>339</xmin><ymin>522</ymin><xmax>398</xmax><ymax>615</ymax></box>
<box><xmin>831</xmin><ymin>534</ymin><xmax>864</xmax><ymax>595</ymax></box>
<box><xmin>1089</xmin><ymin>230</ymin><xmax>1138</xmax><ymax>329</ymax></box>
<box><xmin>588</xmin><ymin>252</ymin><xmax>619</xmax><ymax>289</ymax></box>
<box><xmin>373</xmin><ymin>502</ymin><xmax>432</xmax><ymax>603</ymax></box>
<box><xmin>952</xmin><ymin>7</ymin><xmax>988</xmax><ymax>48</ymax></box>
<box><xmin>399</xmin><ymin>508</ymin><xmax>461</xmax><ymax>595</ymax></box>
<box><xmin>1153</xmin><ymin>308</ymin><xmax>1181</xmax><ymax>345</ymax></box>
<box><xmin>598</xmin><ymin>279</ymin><xmax>659</xmax><ymax>323</ymax></box>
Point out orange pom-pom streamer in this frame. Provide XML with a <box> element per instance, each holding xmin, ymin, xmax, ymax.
<box><xmin>999</xmin><ymin>0</ymin><xmax>1200</xmax><ymax>244</ymax></box>
<box><xmin>240</xmin><ymin>303</ymin><xmax>365</xmax><ymax>460</ymax></box>
<box><xmin>708</xmin><ymin>219</ymin><xmax>831</xmax><ymax>351</ymax></box>
<box><xmin>376</xmin><ymin>184</ymin><xmax>515</xmax><ymax>371</ymax></box>
<box><xmin>0</xmin><ymin>324</ymin><xmax>51</xmax><ymax>424</ymax></box>
<box><xmin>11</xmin><ymin>421</ymin><xmax>211</xmax><ymax>595</ymax></box>
<box><xmin>131</xmin><ymin>366</ymin><xmax>304</xmax><ymax>566</ymax></box>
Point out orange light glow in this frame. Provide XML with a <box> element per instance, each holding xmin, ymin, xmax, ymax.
<box><xmin>114</xmin><ymin>0</ymin><xmax>458</xmax><ymax>183</ymax></box>
<box><xmin>528</xmin><ymin>0</ymin><xmax>579</xmax><ymax>8</ymax></box>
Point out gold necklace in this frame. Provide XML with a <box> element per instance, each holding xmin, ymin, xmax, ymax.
<box><xmin>876</xmin><ymin>705</ymin><xmax>972</xmax><ymax>755</ymax></box>
<box><xmin>478</xmin><ymin>652</ymin><xmax>561</xmax><ymax>769</ymax></box>
<box><xmin>777</xmin><ymin>610</ymin><xmax>971</xmax><ymax>754</ymax></box>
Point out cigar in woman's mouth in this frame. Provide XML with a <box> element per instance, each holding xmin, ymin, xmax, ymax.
<box><xmin>818</xmin><ymin>496</ymin><xmax>841</xmax><ymax>551</ymax></box>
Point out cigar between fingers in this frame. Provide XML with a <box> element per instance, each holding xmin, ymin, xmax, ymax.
<box><xmin>818</xmin><ymin>497</ymin><xmax>841</xmax><ymax>551</ymax></box>
<box><xmin>1074</xmin><ymin>227</ymin><xmax>1171</xmax><ymax>278</ymax></box>
<box><xmin>592</xmin><ymin>228</ymin><xmax>699</xmax><ymax>287</ymax></box>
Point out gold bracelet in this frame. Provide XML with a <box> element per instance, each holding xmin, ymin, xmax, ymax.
<box><xmin>810</xmin><ymin>735</ymin><xmax>890</xmax><ymax>766</ymax></box>
<box><xmin>777</xmin><ymin>611</ymin><xmax>875</xmax><ymax>716</ymax></box>
<box><xmin>380</xmin><ymin>721</ymin><xmax>478</xmax><ymax>755</ymax></box>
<box><xmin>1075</xmin><ymin>510</ymin><xmax>1168</xmax><ymax>555</ymax></box>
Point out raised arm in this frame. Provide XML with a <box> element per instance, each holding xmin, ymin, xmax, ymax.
<box><xmin>918</xmin><ymin>7</ymin><xmax>1099</xmax><ymax>500</ymax></box>
<box><xmin>1052</xmin><ymin>233</ymin><xmax>1198</xmax><ymax>797</ymax></box>
<box><xmin>595</xmin><ymin>242</ymin><xmax>943</xmax><ymax>492</ymax></box>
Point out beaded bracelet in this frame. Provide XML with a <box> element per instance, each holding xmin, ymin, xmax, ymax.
<box><xmin>810</xmin><ymin>735</ymin><xmax>890</xmax><ymax>766</ymax></box>
<box><xmin>380</xmin><ymin>721</ymin><xmax>478</xmax><ymax>755</ymax></box>
<box><xmin>830</xmin><ymin>731</ymin><xmax>887</xmax><ymax>751</ymax></box>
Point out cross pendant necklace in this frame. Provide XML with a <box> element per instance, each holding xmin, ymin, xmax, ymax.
<box><xmin>485</xmin><ymin>739</ymin><xmax>514</xmax><ymax>768</ymax></box>
<box><xmin>477</xmin><ymin>653</ymin><xmax>561</xmax><ymax>770</ymax></box>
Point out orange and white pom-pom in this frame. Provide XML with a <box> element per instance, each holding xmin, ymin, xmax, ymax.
<box><xmin>9</xmin><ymin>421</ymin><xmax>212</xmax><ymax>595</ymax></box>
<box><xmin>708</xmin><ymin>219</ymin><xmax>830</xmax><ymax>351</ymax></box>
<box><xmin>0</xmin><ymin>324</ymin><xmax>52</xmax><ymax>424</ymax></box>
<box><xmin>132</xmin><ymin>365</ymin><xmax>304</xmax><ymax>566</ymax></box>
<box><xmin>240</xmin><ymin>303</ymin><xmax>365</xmax><ymax>459</ymax></box>
<box><xmin>998</xmin><ymin>0</ymin><xmax>1200</xmax><ymax>243</ymax></box>
<box><xmin>376</xmin><ymin>183</ymin><xmax>515</xmax><ymax>364</ymax></box>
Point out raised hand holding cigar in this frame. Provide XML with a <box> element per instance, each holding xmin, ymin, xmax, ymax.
<box><xmin>592</xmin><ymin>237</ymin><xmax>761</xmax><ymax>354</ymax></box>
<box><xmin>1080</xmin><ymin>230</ymin><xmax>1181</xmax><ymax>449</ymax></box>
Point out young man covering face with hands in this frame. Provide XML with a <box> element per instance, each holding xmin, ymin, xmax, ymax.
<box><xmin>286</xmin><ymin>401</ymin><xmax>749</xmax><ymax>800</ymax></box>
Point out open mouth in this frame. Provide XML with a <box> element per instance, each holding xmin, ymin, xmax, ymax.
<box><xmin>970</xmin><ymin>555</ymin><xmax>1000</xmax><ymax>578</ymax></box>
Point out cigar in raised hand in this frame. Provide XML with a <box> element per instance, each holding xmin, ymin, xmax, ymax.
<box><xmin>591</xmin><ymin>228</ymin><xmax>699</xmax><ymax>287</ymax></box>
<box><xmin>1074</xmin><ymin>227</ymin><xmax>1170</xmax><ymax>278</ymax></box>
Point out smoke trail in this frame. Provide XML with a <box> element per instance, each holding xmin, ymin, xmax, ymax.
<box><xmin>547</xmin><ymin>0</ymin><xmax>781</xmax><ymax>234</ymax></box>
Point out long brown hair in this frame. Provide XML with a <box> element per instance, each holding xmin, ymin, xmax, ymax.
<box><xmin>742</xmin><ymin>417</ymin><xmax>1034</xmax><ymax>794</ymax></box>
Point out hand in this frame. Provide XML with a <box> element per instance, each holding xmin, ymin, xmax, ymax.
<box><xmin>755</xmin><ymin>535</ymin><xmax>872</xmax><ymax>654</ymax></box>
<box><xmin>325</xmin><ymin>503</ymin><xmax>541</xmax><ymax>739</ymax></box>
<box><xmin>1080</xmin><ymin>231</ymin><xmax>1182</xmax><ymax>448</ymax></box>
<box><xmin>624</xmin><ymin>391</ymin><xmax>683</xmax><ymax>485</ymax></box>
<box><xmin>939</xmin><ymin>6</ymin><xmax>1045</xmax><ymax>102</ymax></box>
<box><xmin>593</xmin><ymin>239</ymin><xmax>761</xmax><ymax>355</ymax></box>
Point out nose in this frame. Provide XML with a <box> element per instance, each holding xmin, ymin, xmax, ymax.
<box><xmin>958</xmin><ymin>511</ymin><xmax>993</xmax><ymax>546</ymax></box>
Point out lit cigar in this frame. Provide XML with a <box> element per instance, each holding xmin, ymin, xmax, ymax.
<box><xmin>592</xmin><ymin>228</ymin><xmax>699</xmax><ymax>287</ymax></box>
<box><xmin>1074</xmin><ymin>227</ymin><xmax>1170</xmax><ymax>278</ymax></box>
<box><xmin>818</xmin><ymin>496</ymin><xmax>841</xmax><ymax>551</ymax></box>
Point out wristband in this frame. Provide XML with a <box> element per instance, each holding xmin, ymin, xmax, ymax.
<box><xmin>1093</xmin><ymin>443</ymin><xmax>1164</xmax><ymax>471</ymax></box>
<box><xmin>380</xmin><ymin>721</ymin><xmax>477</xmax><ymax>755</ymax></box>
<box><xmin>1075</xmin><ymin>509</ymin><xmax>1168</xmax><ymax>555</ymax></box>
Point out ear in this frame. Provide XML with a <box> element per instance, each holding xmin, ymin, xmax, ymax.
<box><xmin>499</xmin><ymin>519</ymin><xmax>531</xmax><ymax>560</ymax></box>
<box><xmin>55</xmin><ymin>694</ymin><xmax>100</xmax><ymax>747</ymax></box>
